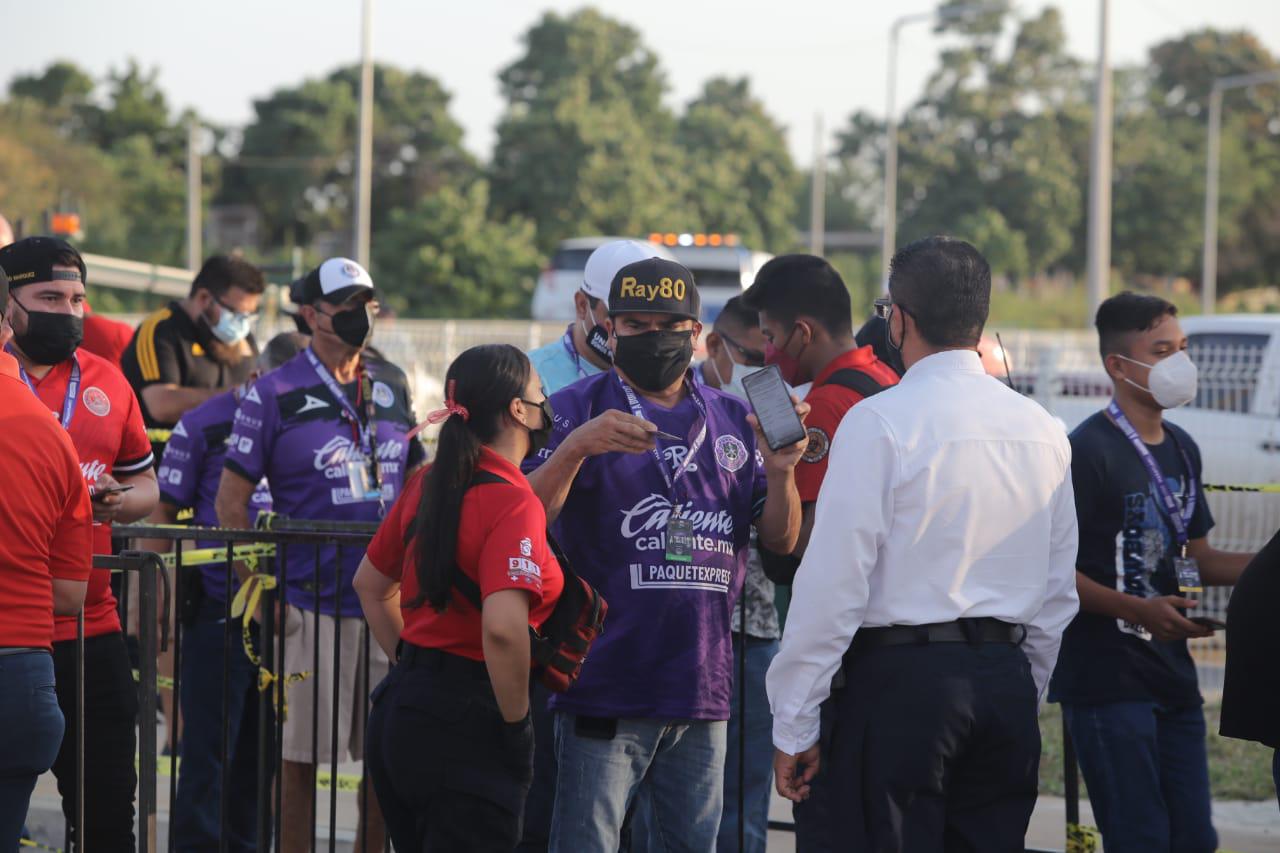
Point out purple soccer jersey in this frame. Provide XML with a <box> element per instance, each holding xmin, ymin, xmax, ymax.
<box><xmin>523</xmin><ymin>370</ymin><xmax>768</xmax><ymax>720</ymax></box>
<box><xmin>223</xmin><ymin>350</ymin><xmax>422</xmax><ymax>616</ymax></box>
<box><xmin>158</xmin><ymin>388</ymin><xmax>273</xmax><ymax>602</ymax></box>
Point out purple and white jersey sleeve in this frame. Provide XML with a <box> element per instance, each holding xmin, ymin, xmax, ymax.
<box><xmin>224</xmin><ymin>381</ymin><xmax>277</xmax><ymax>484</ymax></box>
<box><xmin>157</xmin><ymin>413</ymin><xmax>203</xmax><ymax>508</ymax></box>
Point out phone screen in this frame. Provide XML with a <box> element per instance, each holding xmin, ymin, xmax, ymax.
<box><xmin>742</xmin><ymin>364</ymin><xmax>806</xmax><ymax>451</ymax></box>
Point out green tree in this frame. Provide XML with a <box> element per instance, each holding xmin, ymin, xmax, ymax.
<box><xmin>676</xmin><ymin>77</ymin><xmax>798</xmax><ymax>251</ymax></box>
<box><xmin>488</xmin><ymin>8</ymin><xmax>691</xmax><ymax>248</ymax></box>
<box><xmin>372</xmin><ymin>181</ymin><xmax>544</xmax><ymax>318</ymax></box>
<box><xmin>219</xmin><ymin>64</ymin><xmax>473</xmax><ymax>252</ymax></box>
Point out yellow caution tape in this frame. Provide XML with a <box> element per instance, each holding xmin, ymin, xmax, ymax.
<box><xmin>132</xmin><ymin>668</ymin><xmax>176</xmax><ymax>690</ymax></box>
<box><xmin>146</xmin><ymin>428</ymin><xmax>173</xmax><ymax>443</ymax></box>
<box><xmin>1066</xmin><ymin>822</ymin><xmax>1100</xmax><ymax>852</ymax></box>
<box><xmin>230</xmin><ymin>574</ymin><xmax>311</xmax><ymax>721</ymax></box>
<box><xmin>160</xmin><ymin>543</ymin><xmax>276</xmax><ymax>569</ymax></box>
<box><xmin>1203</xmin><ymin>483</ymin><xmax>1280</xmax><ymax>493</ymax></box>
<box><xmin>176</xmin><ymin>507</ymin><xmax>195</xmax><ymax>522</ymax></box>
<box><xmin>19</xmin><ymin>838</ymin><xmax>64</xmax><ymax>852</ymax></box>
<box><xmin>147</xmin><ymin>754</ymin><xmax>364</xmax><ymax>791</ymax></box>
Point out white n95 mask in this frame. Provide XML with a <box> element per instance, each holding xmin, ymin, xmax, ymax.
<box><xmin>710</xmin><ymin>358</ymin><xmax>762</xmax><ymax>400</ymax></box>
<box><xmin>1118</xmin><ymin>350</ymin><xmax>1198</xmax><ymax>409</ymax></box>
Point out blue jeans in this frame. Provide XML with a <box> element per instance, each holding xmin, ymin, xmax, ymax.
<box><xmin>717</xmin><ymin>637</ymin><xmax>777</xmax><ymax>853</ymax></box>
<box><xmin>551</xmin><ymin>713</ymin><xmax>727</xmax><ymax>853</ymax></box>
<box><xmin>0</xmin><ymin>651</ymin><xmax>63</xmax><ymax>850</ymax></box>
<box><xmin>173</xmin><ymin>606</ymin><xmax>269</xmax><ymax>852</ymax></box>
<box><xmin>1063</xmin><ymin>701</ymin><xmax>1217</xmax><ymax>853</ymax></box>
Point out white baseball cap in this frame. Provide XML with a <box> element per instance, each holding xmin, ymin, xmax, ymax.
<box><xmin>299</xmin><ymin>257</ymin><xmax>375</xmax><ymax>305</ymax></box>
<box><xmin>582</xmin><ymin>240</ymin><xmax>674</xmax><ymax>304</ymax></box>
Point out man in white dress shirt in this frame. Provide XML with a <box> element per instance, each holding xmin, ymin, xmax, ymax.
<box><xmin>766</xmin><ymin>236</ymin><xmax>1080</xmax><ymax>852</ymax></box>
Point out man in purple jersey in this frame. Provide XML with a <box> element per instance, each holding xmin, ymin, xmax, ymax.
<box><xmin>147</xmin><ymin>332</ymin><xmax>306</xmax><ymax>852</ymax></box>
<box><xmin>216</xmin><ymin>258</ymin><xmax>422</xmax><ymax>853</ymax></box>
<box><xmin>524</xmin><ymin>258</ymin><xmax>807</xmax><ymax>853</ymax></box>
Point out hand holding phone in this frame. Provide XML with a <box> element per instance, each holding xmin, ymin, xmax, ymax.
<box><xmin>91</xmin><ymin>483</ymin><xmax>135</xmax><ymax>502</ymax></box>
<box><xmin>1189</xmin><ymin>616</ymin><xmax>1227</xmax><ymax>631</ymax></box>
<box><xmin>742</xmin><ymin>365</ymin><xmax>807</xmax><ymax>451</ymax></box>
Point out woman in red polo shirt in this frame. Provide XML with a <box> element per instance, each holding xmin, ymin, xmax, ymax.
<box><xmin>354</xmin><ymin>343</ymin><xmax>563</xmax><ymax>852</ymax></box>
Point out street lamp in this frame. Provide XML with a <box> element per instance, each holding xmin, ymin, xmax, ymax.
<box><xmin>881</xmin><ymin>4</ymin><xmax>992</xmax><ymax>286</ymax></box>
<box><xmin>354</xmin><ymin>0</ymin><xmax>375</xmax><ymax>268</ymax></box>
<box><xmin>1200</xmin><ymin>68</ymin><xmax>1280</xmax><ymax>315</ymax></box>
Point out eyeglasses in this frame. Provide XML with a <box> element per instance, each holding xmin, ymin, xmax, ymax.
<box><xmin>214</xmin><ymin>294</ymin><xmax>260</xmax><ymax>322</ymax></box>
<box><xmin>717</xmin><ymin>331</ymin><xmax>766</xmax><ymax>367</ymax></box>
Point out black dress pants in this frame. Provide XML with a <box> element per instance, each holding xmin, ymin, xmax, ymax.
<box><xmin>822</xmin><ymin>641</ymin><xmax>1040</xmax><ymax>853</ymax></box>
<box><xmin>51</xmin><ymin>631</ymin><xmax>140</xmax><ymax>852</ymax></box>
<box><xmin>366</xmin><ymin>648</ymin><xmax>535</xmax><ymax>853</ymax></box>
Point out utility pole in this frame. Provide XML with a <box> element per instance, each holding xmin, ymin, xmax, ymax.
<box><xmin>881</xmin><ymin>5</ymin><xmax>989</xmax><ymax>287</ymax></box>
<box><xmin>1085</xmin><ymin>0</ymin><xmax>1113</xmax><ymax>321</ymax></box>
<box><xmin>354</xmin><ymin>0</ymin><xmax>374</xmax><ymax>268</ymax></box>
<box><xmin>186</xmin><ymin>118</ymin><xmax>202</xmax><ymax>271</ymax></box>
<box><xmin>1201</xmin><ymin>68</ymin><xmax>1280</xmax><ymax>314</ymax></box>
<box><xmin>810</xmin><ymin>114</ymin><xmax>826</xmax><ymax>256</ymax></box>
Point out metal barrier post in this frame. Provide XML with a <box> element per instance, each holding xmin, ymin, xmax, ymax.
<box><xmin>1064</xmin><ymin>718</ymin><xmax>1080</xmax><ymax>839</ymax></box>
<box><xmin>257</xmin><ymin>582</ymin><xmax>276</xmax><ymax>851</ymax></box>
<box><xmin>133</xmin><ymin>551</ymin><xmax>161</xmax><ymax>853</ymax></box>
<box><xmin>75</xmin><ymin>609</ymin><xmax>85</xmax><ymax>853</ymax></box>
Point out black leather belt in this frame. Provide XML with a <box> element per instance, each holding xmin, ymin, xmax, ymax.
<box><xmin>851</xmin><ymin>617</ymin><xmax>1026</xmax><ymax>654</ymax></box>
<box><xmin>398</xmin><ymin>642</ymin><xmax>490</xmax><ymax>680</ymax></box>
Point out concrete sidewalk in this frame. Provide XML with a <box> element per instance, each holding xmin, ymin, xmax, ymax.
<box><xmin>23</xmin><ymin>769</ymin><xmax>1280</xmax><ymax>852</ymax></box>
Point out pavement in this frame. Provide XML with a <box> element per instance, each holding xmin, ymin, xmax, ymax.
<box><xmin>23</xmin><ymin>768</ymin><xmax>1280</xmax><ymax>852</ymax></box>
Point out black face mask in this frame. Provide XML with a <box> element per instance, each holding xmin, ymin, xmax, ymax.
<box><xmin>329</xmin><ymin>303</ymin><xmax>375</xmax><ymax>349</ymax></box>
<box><xmin>525</xmin><ymin>397</ymin><xmax>555</xmax><ymax>456</ymax></box>
<box><xmin>613</xmin><ymin>329</ymin><xmax>694</xmax><ymax>393</ymax></box>
<box><xmin>12</xmin><ymin>299</ymin><xmax>83</xmax><ymax>365</ymax></box>
<box><xmin>581</xmin><ymin>319</ymin><xmax>613</xmax><ymax>364</ymax></box>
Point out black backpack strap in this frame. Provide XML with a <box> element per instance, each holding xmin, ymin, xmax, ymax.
<box><xmin>824</xmin><ymin>367</ymin><xmax>889</xmax><ymax>399</ymax></box>
<box><xmin>448</xmin><ymin>469</ymin><xmax>517</xmax><ymax>609</ymax></box>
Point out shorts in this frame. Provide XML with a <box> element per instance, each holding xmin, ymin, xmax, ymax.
<box><xmin>281</xmin><ymin>606</ymin><xmax>389</xmax><ymax>765</ymax></box>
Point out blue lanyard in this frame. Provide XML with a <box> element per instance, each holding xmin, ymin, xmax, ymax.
<box><xmin>1107</xmin><ymin>401</ymin><xmax>1197</xmax><ymax>546</ymax></box>
<box><xmin>616</xmin><ymin>371</ymin><xmax>708</xmax><ymax>505</ymax></box>
<box><xmin>10</xmin><ymin>348</ymin><xmax>80</xmax><ymax>430</ymax></box>
<box><xmin>304</xmin><ymin>347</ymin><xmax>378</xmax><ymax>475</ymax></box>
<box><xmin>561</xmin><ymin>327</ymin><xmax>588</xmax><ymax>380</ymax></box>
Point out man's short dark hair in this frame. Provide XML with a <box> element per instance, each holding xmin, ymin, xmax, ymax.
<box><xmin>713</xmin><ymin>295</ymin><xmax>758</xmax><ymax>336</ymax></box>
<box><xmin>741</xmin><ymin>254</ymin><xmax>852</xmax><ymax>335</ymax></box>
<box><xmin>888</xmin><ymin>237</ymin><xmax>990</xmax><ymax>348</ymax></box>
<box><xmin>260</xmin><ymin>332</ymin><xmax>309</xmax><ymax>372</ymax></box>
<box><xmin>1095</xmin><ymin>291</ymin><xmax>1178</xmax><ymax>360</ymax></box>
<box><xmin>190</xmin><ymin>255</ymin><xmax>266</xmax><ymax>298</ymax></box>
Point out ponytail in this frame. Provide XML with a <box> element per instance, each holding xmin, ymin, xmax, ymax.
<box><xmin>406</xmin><ymin>344</ymin><xmax>531</xmax><ymax>611</ymax></box>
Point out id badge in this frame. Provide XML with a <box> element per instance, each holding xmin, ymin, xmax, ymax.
<box><xmin>665</xmin><ymin>515</ymin><xmax>695</xmax><ymax>563</ymax></box>
<box><xmin>346</xmin><ymin>460</ymin><xmax>381</xmax><ymax>502</ymax></box>
<box><xmin>1174</xmin><ymin>555</ymin><xmax>1203</xmax><ymax>593</ymax></box>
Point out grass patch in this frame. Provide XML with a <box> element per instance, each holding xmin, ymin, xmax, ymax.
<box><xmin>988</xmin><ymin>287</ymin><xmax>1204</xmax><ymax>330</ymax></box>
<box><xmin>1038</xmin><ymin>703</ymin><xmax>1276</xmax><ymax>801</ymax></box>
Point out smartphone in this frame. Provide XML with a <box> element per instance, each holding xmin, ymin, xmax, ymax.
<box><xmin>91</xmin><ymin>484</ymin><xmax>135</xmax><ymax>502</ymax></box>
<box><xmin>742</xmin><ymin>364</ymin><xmax>807</xmax><ymax>451</ymax></box>
<box><xmin>1190</xmin><ymin>616</ymin><xmax>1227</xmax><ymax>631</ymax></box>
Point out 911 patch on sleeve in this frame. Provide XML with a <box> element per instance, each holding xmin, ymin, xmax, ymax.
<box><xmin>802</xmin><ymin>427</ymin><xmax>831</xmax><ymax>463</ymax></box>
<box><xmin>508</xmin><ymin>556</ymin><xmax>542</xmax><ymax>584</ymax></box>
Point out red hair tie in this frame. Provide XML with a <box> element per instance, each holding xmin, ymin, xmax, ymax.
<box><xmin>407</xmin><ymin>380</ymin><xmax>469</xmax><ymax>440</ymax></box>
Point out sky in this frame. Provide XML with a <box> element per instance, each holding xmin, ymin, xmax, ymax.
<box><xmin>3</xmin><ymin>0</ymin><xmax>1279</xmax><ymax>167</ymax></box>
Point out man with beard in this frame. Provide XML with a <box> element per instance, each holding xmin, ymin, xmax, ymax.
<box><xmin>122</xmin><ymin>254</ymin><xmax>264</xmax><ymax>457</ymax></box>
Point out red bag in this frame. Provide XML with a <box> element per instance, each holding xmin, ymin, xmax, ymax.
<box><xmin>453</xmin><ymin>471</ymin><xmax>607</xmax><ymax>692</ymax></box>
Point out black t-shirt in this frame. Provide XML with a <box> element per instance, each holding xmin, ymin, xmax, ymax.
<box><xmin>1220</xmin><ymin>527</ymin><xmax>1280</xmax><ymax>748</ymax></box>
<box><xmin>121</xmin><ymin>300</ymin><xmax>258</xmax><ymax>429</ymax></box>
<box><xmin>1049</xmin><ymin>410</ymin><xmax>1213</xmax><ymax>708</ymax></box>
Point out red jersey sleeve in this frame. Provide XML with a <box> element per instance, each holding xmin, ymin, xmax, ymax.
<box><xmin>51</xmin><ymin>434</ymin><xmax>94</xmax><ymax>582</ymax></box>
<box><xmin>366</xmin><ymin>469</ymin><xmax>425</xmax><ymax>580</ymax></box>
<box><xmin>114</xmin><ymin>385</ymin><xmax>155</xmax><ymax>475</ymax></box>
<box><xmin>795</xmin><ymin>392</ymin><xmax>848</xmax><ymax>503</ymax></box>
<box><xmin>476</xmin><ymin>489</ymin><xmax>548</xmax><ymax>604</ymax></box>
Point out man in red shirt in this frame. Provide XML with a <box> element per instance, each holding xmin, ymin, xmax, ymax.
<box><xmin>0</xmin><ymin>266</ymin><xmax>94</xmax><ymax>850</ymax></box>
<box><xmin>742</xmin><ymin>254</ymin><xmax>898</xmax><ymax>852</ymax></box>
<box><xmin>0</xmin><ymin>237</ymin><xmax>159</xmax><ymax>850</ymax></box>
